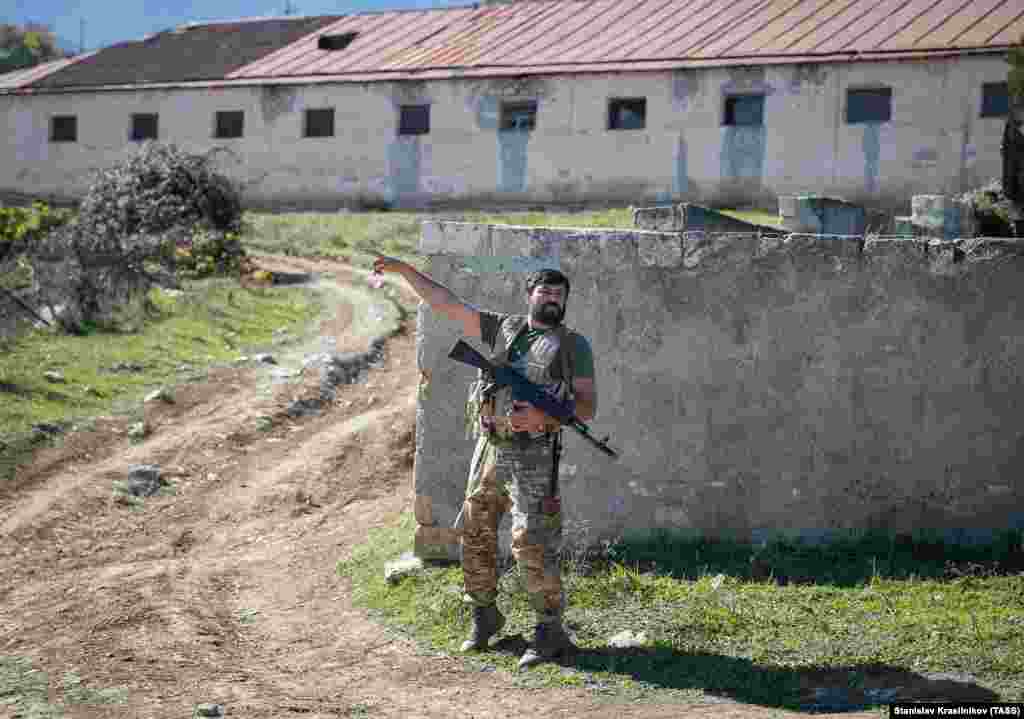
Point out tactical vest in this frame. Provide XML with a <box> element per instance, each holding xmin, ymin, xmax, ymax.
<box><xmin>465</xmin><ymin>315</ymin><xmax>576</xmax><ymax>444</ymax></box>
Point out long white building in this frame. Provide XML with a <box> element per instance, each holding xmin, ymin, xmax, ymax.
<box><xmin>1</xmin><ymin>0</ymin><xmax>1021</xmax><ymax>210</ymax></box>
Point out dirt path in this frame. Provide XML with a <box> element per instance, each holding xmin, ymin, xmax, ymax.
<box><xmin>0</xmin><ymin>257</ymin><xmax>870</xmax><ymax>719</ymax></box>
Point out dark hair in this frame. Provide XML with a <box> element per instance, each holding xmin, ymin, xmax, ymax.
<box><xmin>525</xmin><ymin>269</ymin><xmax>570</xmax><ymax>297</ymax></box>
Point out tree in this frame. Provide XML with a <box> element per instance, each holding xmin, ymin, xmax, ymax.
<box><xmin>0</xmin><ymin>23</ymin><xmax>65</xmax><ymax>74</ymax></box>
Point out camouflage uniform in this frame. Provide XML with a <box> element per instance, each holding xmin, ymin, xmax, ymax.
<box><xmin>461</xmin><ymin>314</ymin><xmax>581</xmax><ymax>625</ymax></box>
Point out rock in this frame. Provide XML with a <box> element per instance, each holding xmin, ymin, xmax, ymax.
<box><xmin>43</xmin><ymin>371</ymin><xmax>65</xmax><ymax>383</ymax></box>
<box><xmin>126</xmin><ymin>464</ymin><xmax>164</xmax><ymax>497</ymax></box>
<box><xmin>285</xmin><ymin>398</ymin><xmax>325</xmax><ymax>418</ymax></box>
<box><xmin>127</xmin><ymin>422</ymin><xmax>149</xmax><ymax>440</ymax></box>
<box><xmin>194</xmin><ymin>703</ymin><xmax>224</xmax><ymax>718</ymax></box>
<box><xmin>144</xmin><ymin>387</ymin><xmax>174</xmax><ymax>404</ymax></box>
<box><xmin>607</xmin><ymin>630</ymin><xmax>649</xmax><ymax>649</ymax></box>
<box><xmin>253</xmin><ymin>353</ymin><xmax>277</xmax><ymax>365</ymax></box>
<box><xmin>385</xmin><ymin>551</ymin><xmax>425</xmax><ymax>585</ymax></box>
<box><xmin>109</xmin><ymin>361</ymin><xmax>144</xmax><ymax>373</ymax></box>
<box><xmin>84</xmin><ymin>386</ymin><xmax>105</xmax><ymax>398</ymax></box>
<box><xmin>32</xmin><ymin>422</ymin><xmax>64</xmax><ymax>438</ymax></box>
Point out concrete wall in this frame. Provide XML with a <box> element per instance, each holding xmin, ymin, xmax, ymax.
<box><xmin>0</xmin><ymin>54</ymin><xmax>1010</xmax><ymax>210</ymax></box>
<box><xmin>411</xmin><ymin>221</ymin><xmax>1024</xmax><ymax>556</ymax></box>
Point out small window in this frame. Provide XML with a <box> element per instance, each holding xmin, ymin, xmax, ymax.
<box><xmin>846</xmin><ymin>88</ymin><xmax>892</xmax><ymax>124</ymax></box>
<box><xmin>608</xmin><ymin>98</ymin><xmax>646</xmax><ymax>130</ymax></box>
<box><xmin>981</xmin><ymin>82</ymin><xmax>1009</xmax><ymax>118</ymax></box>
<box><xmin>723</xmin><ymin>95</ymin><xmax>764</xmax><ymax>126</ymax></box>
<box><xmin>319</xmin><ymin>32</ymin><xmax>358</xmax><ymax>51</ymax></box>
<box><xmin>304</xmin><ymin>108</ymin><xmax>334</xmax><ymax>138</ymax></box>
<box><xmin>130</xmin><ymin>113</ymin><xmax>159</xmax><ymax>141</ymax></box>
<box><xmin>500</xmin><ymin>100</ymin><xmax>537</xmax><ymax>131</ymax></box>
<box><xmin>214</xmin><ymin>110</ymin><xmax>244</xmax><ymax>139</ymax></box>
<box><xmin>399</xmin><ymin>104</ymin><xmax>430</xmax><ymax>136</ymax></box>
<box><xmin>50</xmin><ymin>115</ymin><xmax>77</xmax><ymax>143</ymax></box>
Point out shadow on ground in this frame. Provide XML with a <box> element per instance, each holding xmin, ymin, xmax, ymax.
<box><xmin>490</xmin><ymin>634</ymin><xmax>1001</xmax><ymax>712</ymax></box>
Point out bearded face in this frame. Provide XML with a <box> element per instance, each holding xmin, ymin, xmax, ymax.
<box><xmin>528</xmin><ymin>283</ymin><xmax>566</xmax><ymax>326</ymax></box>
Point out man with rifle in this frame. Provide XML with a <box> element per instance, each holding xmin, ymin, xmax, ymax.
<box><xmin>372</xmin><ymin>254</ymin><xmax>600</xmax><ymax>669</ymax></box>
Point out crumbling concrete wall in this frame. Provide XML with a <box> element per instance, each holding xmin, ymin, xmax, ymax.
<box><xmin>412</xmin><ymin>221</ymin><xmax>1024</xmax><ymax>557</ymax></box>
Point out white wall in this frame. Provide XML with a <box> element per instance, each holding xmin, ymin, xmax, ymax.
<box><xmin>0</xmin><ymin>54</ymin><xmax>1010</xmax><ymax>210</ymax></box>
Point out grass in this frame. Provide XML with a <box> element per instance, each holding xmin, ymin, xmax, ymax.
<box><xmin>242</xmin><ymin>208</ymin><xmax>637</xmax><ymax>270</ymax></box>
<box><xmin>0</xmin><ymin>656</ymin><xmax>127</xmax><ymax>717</ymax></box>
<box><xmin>339</xmin><ymin>515</ymin><xmax>1024</xmax><ymax>711</ymax></box>
<box><xmin>0</xmin><ymin>278</ymin><xmax>322</xmax><ymax>482</ymax></box>
<box><xmin>719</xmin><ymin>208</ymin><xmax>784</xmax><ymax>228</ymax></box>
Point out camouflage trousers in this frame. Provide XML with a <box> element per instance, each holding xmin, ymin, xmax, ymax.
<box><xmin>460</xmin><ymin>433</ymin><xmax>564</xmax><ymax>624</ymax></box>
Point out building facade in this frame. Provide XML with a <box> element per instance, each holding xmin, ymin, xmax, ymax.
<box><xmin>1</xmin><ymin>2</ymin><xmax>1019</xmax><ymax>211</ymax></box>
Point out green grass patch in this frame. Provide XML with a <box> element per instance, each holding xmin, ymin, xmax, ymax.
<box><xmin>339</xmin><ymin>516</ymin><xmax>1024</xmax><ymax>710</ymax></box>
<box><xmin>0</xmin><ymin>656</ymin><xmax>127</xmax><ymax>717</ymax></box>
<box><xmin>242</xmin><ymin>208</ymin><xmax>637</xmax><ymax>271</ymax></box>
<box><xmin>0</xmin><ymin>279</ymin><xmax>322</xmax><ymax>482</ymax></box>
<box><xmin>718</xmin><ymin>209</ymin><xmax>783</xmax><ymax>227</ymax></box>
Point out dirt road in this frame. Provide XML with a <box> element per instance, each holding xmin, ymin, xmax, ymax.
<box><xmin>0</xmin><ymin>257</ymin><xmax>867</xmax><ymax>718</ymax></box>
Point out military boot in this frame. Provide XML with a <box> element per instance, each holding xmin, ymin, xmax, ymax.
<box><xmin>517</xmin><ymin>621</ymin><xmax>575</xmax><ymax>669</ymax></box>
<box><xmin>460</xmin><ymin>604</ymin><xmax>506</xmax><ymax>652</ymax></box>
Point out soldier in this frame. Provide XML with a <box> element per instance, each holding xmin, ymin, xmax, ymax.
<box><xmin>372</xmin><ymin>254</ymin><xmax>597</xmax><ymax>669</ymax></box>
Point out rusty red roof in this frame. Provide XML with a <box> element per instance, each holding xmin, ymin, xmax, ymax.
<box><xmin>3</xmin><ymin>0</ymin><xmax>1022</xmax><ymax>93</ymax></box>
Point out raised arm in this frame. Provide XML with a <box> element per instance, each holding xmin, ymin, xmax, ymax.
<box><xmin>372</xmin><ymin>254</ymin><xmax>481</xmax><ymax>340</ymax></box>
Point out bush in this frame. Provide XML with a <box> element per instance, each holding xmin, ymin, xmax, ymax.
<box><xmin>0</xmin><ymin>143</ymin><xmax>248</xmax><ymax>335</ymax></box>
<box><xmin>958</xmin><ymin>179</ymin><xmax>1016</xmax><ymax>236</ymax></box>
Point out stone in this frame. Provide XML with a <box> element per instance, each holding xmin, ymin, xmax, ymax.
<box><xmin>384</xmin><ymin>551</ymin><xmax>425</xmax><ymax>585</ymax></box>
<box><xmin>43</xmin><ymin>370</ymin><xmax>65</xmax><ymax>383</ymax></box>
<box><xmin>127</xmin><ymin>422</ymin><xmax>149</xmax><ymax>440</ymax></box>
<box><xmin>144</xmin><ymin>387</ymin><xmax>174</xmax><ymax>404</ymax></box>
<box><xmin>607</xmin><ymin>630</ymin><xmax>649</xmax><ymax>649</ymax></box>
<box><xmin>194</xmin><ymin>704</ymin><xmax>224</xmax><ymax>718</ymax></box>
<box><xmin>126</xmin><ymin>464</ymin><xmax>164</xmax><ymax>497</ymax></box>
<box><xmin>253</xmin><ymin>353</ymin><xmax>277</xmax><ymax>365</ymax></box>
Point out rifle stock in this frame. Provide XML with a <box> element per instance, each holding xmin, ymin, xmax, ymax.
<box><xmin>448</xmin><ymin>340</ymin><xmax>619</xmax><ymax>459</ymax></box>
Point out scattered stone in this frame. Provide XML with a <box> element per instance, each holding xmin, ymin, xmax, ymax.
<box><xmin>270</xmin><ymin>368</ymin><xmax>299</xmax><ymax>381</ymax></box>
<box><xmin>32</xmin><ymin>422</ymin><xmax>64</xmax><ymax>438</ymax></box>
<box><xmin>109</xmin><ymin>361</ymin><xmax>144</xmax><ymax>373</ymax></box>
<box><xmin>43</xmin><ymin>370</ymin><xmax>65</xmax><ymax>383</ymax></box>
<box><xmin>384</xmin><ymin>551</ymin><xmax>425</xmax><ymax>585</ymax></box>
<box><xmin>84</xmin><ymin>386</ymin><xmax>105</xmax><ymax>398</ymax></box>
<box><xmin>285</xmin><ymin>398</ymin><xmax>325</xmax><ymax>418</ymax></box>
<box><xmin>144</xmin><ymin>387</ymin><xmax>174</xmax><ymax>404</ymax></box>
<box><xmin>125</xmin><ymin>464</ymin><xmax>164</xmax><ymax>497</ymax></box>
<box><xmin>607</xmin><ymin>630</ymin><xmax>649</xmax><ymax>649</ymax></box>
<box><xmin>367</xmin><ymin>395</ymin><xmax>377</xmax><ymax>406</ymax></box>
<box><xmin>253</xmin><ymin>353</ymin><xmax>277</xmax><ymax>365</ymax></box>
<box><xmin>194</xmin><ymin>703</ymin><xmax>224</xmax><ymax>718</ymax></box>
<box><xmin>127</xmin><ymin>422</ymin><xmax>149</xmax><ymax>440</ymax></box>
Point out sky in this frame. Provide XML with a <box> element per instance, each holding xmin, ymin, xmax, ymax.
<box><xmin>4</xmin><ymin>0</ymin><xmax>472</xmax><ymax>54</ymax></box>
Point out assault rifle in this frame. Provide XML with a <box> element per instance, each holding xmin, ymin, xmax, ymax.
<box><xmin>448</xmin><ymin>340</ymin><xmax>619</xmax><ymax>459</ymax></box>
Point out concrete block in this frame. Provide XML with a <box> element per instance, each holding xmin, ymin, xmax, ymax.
<box><xmin>911</xmin><ymin>195</ymin><xmax>977</xmax><ymax>240</ymax></box>
<box><xmin>632</xmin><ymin>205</ymin><xmax>680</xmax><ymax>232</ymax></box>
<box><xmin>780</xmin><ymin>196</ymin><xmax>866</xmax><ymax>236</ymax></box>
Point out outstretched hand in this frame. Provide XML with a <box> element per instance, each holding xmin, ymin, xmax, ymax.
<box><xmin>372</xmin><ymin>254</ymin><xmax>406</xmax><ymax>275</ymax></box>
